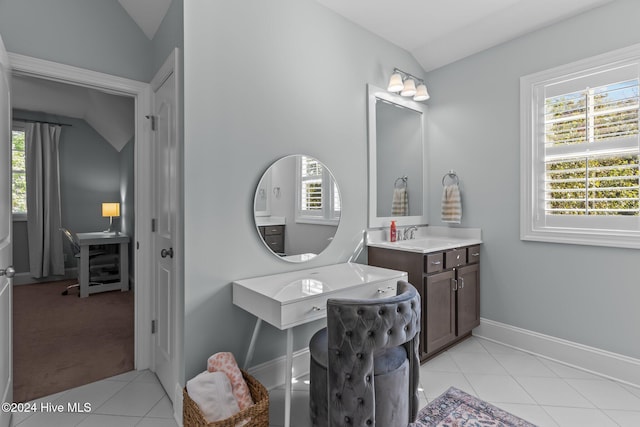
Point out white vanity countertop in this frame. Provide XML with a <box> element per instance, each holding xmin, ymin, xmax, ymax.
<box><xmin>366</xmin><ymin>226</ymin><xmax>482</xmax><ymax>254</ymax></box>
<box><xmin>255</xmin><ymin>216</ymin><xmax>286</xmax><ymax>227</ymax></box>
<box><xmin>233</xmin><ymin>262</ymin><xmax>407</xmax><ymax>305</ymax></box>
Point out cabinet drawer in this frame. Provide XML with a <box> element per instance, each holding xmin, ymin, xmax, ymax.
<box><xmin>280</xmin><ymin>279</ymin><xmax>399</xmax><ymax>328</ymax></box>
<box><xmin>467</xmin><ymin>246</ymin><xmax>480</xmax><ymax>264</ymax></box>
<box><xmin>445</xmin><ymin>248</ymin><xmax>467</xmax><ymax>269</ymax></box>
<box><xmin>264</xmin><ymin>225</ymin><xmax>284</xmax><ymax>236</ymax></box>
<box><xmin>425</xmin><ymin>252</ymin><xmax>443</xmax><ymax>274</ymax></box>
<box><xmin>264</xmin><ymin>236</ymin><xmax>284</xmax><ymax>253</ymax></box>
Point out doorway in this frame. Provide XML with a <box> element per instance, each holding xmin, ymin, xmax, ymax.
<box><xmin>8</xmin><ymin>53</ymin><xmax>154</xmax><ymax>397</ymax></box>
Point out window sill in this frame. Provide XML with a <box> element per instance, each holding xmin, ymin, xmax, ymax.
<box><xmin>521</xmin><ymin>228</ymin><xmax>640</xmax><ymax>250</ymax></box>
<box><xmin>12</xmin><ymin>213</ymin><xmax>27</xmax><ymax>222</ymax></box>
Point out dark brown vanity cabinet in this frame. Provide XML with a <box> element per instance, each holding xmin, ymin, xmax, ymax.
<box><xmin>258</xmin><ymin>225</ymin><xmax>285</xmax><ymax>254</ymax></box>
<box><xmin>369</xmin><ymin>244</ymin><xmax>480</xmax><ymax>362</ymax></box>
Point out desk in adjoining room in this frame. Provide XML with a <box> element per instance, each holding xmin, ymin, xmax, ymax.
<box><xmin>75</xmin><ymin>232</ymin><xmax>130</xmax><ymax>298</ymax></box>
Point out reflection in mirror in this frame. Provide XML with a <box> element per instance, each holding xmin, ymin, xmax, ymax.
<box><xmin>367</xmin><ymin>84</ymin><xmax>428</xmax><ymax>228</ymax></box>
<box><xmin>254</xmin><ymin>155</ymin><xmax>341</xmax><ymax>262</ymax></box>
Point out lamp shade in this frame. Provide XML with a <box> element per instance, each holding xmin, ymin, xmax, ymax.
<box><xmin>102</xmin><ymin>202</ymin><xmax>120</xmax><ymax>217</ymax></box>
<box><xmin>413</xmin><ymin>84</ymin><xmax>430</xmax><ymax>101</ymax></box>
<box><xmin>387</xmin><ymin>72</ymin><xmax>404</xmax><ymax>92</ymax></box>
<box><xmin>400</xmin><ymin>78</ymin><xmax>417</xmax><ymax>97</ymax></box>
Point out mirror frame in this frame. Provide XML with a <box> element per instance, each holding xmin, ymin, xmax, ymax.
<box><xmin>367</xmin><ymin>84</ymin><xmax>429</xmax><ymax>228</ymax></box>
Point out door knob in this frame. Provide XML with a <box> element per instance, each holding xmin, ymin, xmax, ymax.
<box><xmin>160</xmin><ymin>248</ymin><xmax>174</xmax><ymax>259</ymax></box>
<box><xmin>0</xmin><ymin>266</ymin><xmax>15</xmax><ymax>278</ymax></box>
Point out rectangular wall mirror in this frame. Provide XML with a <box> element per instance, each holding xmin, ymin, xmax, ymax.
<box><xmin>367</xmin><ymin>84</ymin><xmax>429</xmax><ymax>228</ymax></box>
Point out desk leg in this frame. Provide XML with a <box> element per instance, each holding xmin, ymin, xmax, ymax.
<box><xmin>284</xmin><ymin>328</ymin><xmax>293</xmax><ymax>427</ymax></box>
<box><xmin>79</xmin><ymin>245</ymin><xmax>89</xmax><ymax>298</ymax></box>
<box><xmin>120</xmin><ymin>242</ymin><xmax>129</xmax><ymax>291</ymax></box>
<box><xmin>243</xmin><ymin>318</ymin><xmax>262</xmax><ymax>370</ymax></box>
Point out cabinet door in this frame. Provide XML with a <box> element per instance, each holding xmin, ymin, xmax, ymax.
<box><xmin>456</xmin><ymin>263</ymin><xmax>480</xmax><ymax>336</ymax></box>
<box><xmin>425</xmin><ymin>270</ymin><xmax>456</xmax><ymax>354</ymax></box>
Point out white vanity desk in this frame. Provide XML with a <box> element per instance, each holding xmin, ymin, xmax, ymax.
<box><xmin>232</xmin><ymin>262</ymin><xmax>407</xmax><ymax>427</ymax></box>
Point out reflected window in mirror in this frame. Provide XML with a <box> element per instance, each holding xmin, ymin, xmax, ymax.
<box><xmin>296</xmin><ymin>156</ymin><xmax>341</xmax><ymax>225</ymax></box>
<box><xmin>254</xmin><ymin>155</ymin><xmax>341</xmax><ymax>263</ymax></box>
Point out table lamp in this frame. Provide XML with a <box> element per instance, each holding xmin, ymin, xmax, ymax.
<box><xmin>102</xmin><ymin>202</ymin><xmax>120</xmax><ymax>233</ymax></box>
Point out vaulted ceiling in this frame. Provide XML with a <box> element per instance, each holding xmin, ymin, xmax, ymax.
<box><xmin>11</xmin><ymin>0</ymin><xmax>615</xmax><ymax>149</ymax></box>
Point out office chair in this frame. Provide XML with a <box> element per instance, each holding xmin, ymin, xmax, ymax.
<box><xmin>59</xmin><ymin>228</ymin><xmax>118</xmax><ymax>296</ymax></box>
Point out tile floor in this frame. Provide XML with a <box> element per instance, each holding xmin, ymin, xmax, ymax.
<box><xmin>10</xmin><ymin>370</ymin><xmax>178</xmax><ymax>427</ymax></box>
<box><xmin>268</xmin><ymin>336</ymin><xmax>640</xmax><ymax>427</ymax></box>
<box><xmin>13</xmin><ymin>336</ymin><xmax>640</xmax><ymax>426</ymax></box>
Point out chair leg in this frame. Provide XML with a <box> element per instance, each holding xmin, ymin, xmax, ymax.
<box><xmin>61</xmin><ymin>283</ymin><xmax>79</xmax><ymax>296</ymax></box>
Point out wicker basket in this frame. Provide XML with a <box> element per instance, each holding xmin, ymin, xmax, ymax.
<box><xmin>183</xmin><ymin>370</ymin><xmax>269</xmax><ymax>427</ymax></box>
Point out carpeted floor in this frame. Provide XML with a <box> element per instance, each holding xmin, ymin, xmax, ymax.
<box><xmin>12</xmin><ymin>279</ymin><xmax>134</xmax><ymax>403</ymax></box>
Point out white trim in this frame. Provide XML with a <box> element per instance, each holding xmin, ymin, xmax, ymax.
<box><xmin>367</xmin><ymin>84</ymin><xmax>429</xmax><ymax>229</ymax></box>
<box><xmin>8</xmin><ymin>53</ymin><xmax>153</xmax><ymax>371</ymax></box>
<box><xmin>247</xmin><ymin>348</ymin><xmax>311</xmax><ymax>391</ymax></box>
<box><xmin>474</xmin><ymin>318</ymin><xmax>640</xmax><ymax>388</ymax></box>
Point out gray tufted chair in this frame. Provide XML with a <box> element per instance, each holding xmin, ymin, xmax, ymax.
<box><xmin>309</xmin><ymin>280</ymin><xmax>421</xmax><ymax>427</ymax></box>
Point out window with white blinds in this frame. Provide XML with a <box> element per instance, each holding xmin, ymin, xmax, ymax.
<box><xmin>296</xmin><ymin>156</ymin><xmax>340</xmax><ymax>224</ymax></box>
<box><xmin>521</xmin><ymin>44</ymin><xmax>640</xmax><ymax>248</ymax></box>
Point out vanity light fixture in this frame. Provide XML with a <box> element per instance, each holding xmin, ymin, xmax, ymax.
<box><xmin>387</xmin><ymin>68</ymin><xmax>430</xmax><ymax>101</ymax></box>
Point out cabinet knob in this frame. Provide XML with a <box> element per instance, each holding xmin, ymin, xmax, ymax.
<box><xmin>431</xmin><ymin>261</ymin><xmax>441</xmax><ymax>265</ymax></box>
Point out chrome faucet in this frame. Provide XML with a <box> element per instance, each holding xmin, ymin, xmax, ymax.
<box><xmin>404</xmin><ymin>226</ymin><xmax>418</xmax><ymax>240</ymax></box>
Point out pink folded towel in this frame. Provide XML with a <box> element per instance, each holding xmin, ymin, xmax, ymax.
<box><xmin>207</xmin><ymin>352</ymin><xmax>254</xmax><ymax>410</ymax></box>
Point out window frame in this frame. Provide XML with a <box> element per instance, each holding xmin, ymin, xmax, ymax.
<box><xmin>294</xmin><ymin>156</ymin><xmax>340</xmax><ymax>226</ymax></box>
<box><xmin>11</xmin><ymin>121</ymin><xmax>27</xmax><ymax>221</ymax></box>
<box><xmin>520</xmin><ymin>43</ymin><xmax>640</xmax><ymax>249</ymax></box>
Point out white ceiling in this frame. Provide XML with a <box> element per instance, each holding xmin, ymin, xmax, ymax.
<box><xmin>315</xmin><ymin>0</ymin><xmax>614</xmax><ymax>72</ymax></box>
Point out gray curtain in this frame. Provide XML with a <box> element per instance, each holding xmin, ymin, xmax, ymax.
<box><xmin>26</xmin><ymin>122</ymin><xmax>64</xmax><ymax>278</ymax></box>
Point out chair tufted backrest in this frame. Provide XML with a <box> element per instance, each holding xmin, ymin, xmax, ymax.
<box><xmin>326</xmin><ymin>280</ymin><xmax>421</xmax><ymax>427</ymax></box>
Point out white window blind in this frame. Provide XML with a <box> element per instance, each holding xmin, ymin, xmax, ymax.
<box><xmin>544</xmin><ymin>79</ymin><xmax>639</xmax><ymax>217</ymax></box>
<box><xmin>296</xmin><ymin>156</ymin><xmax>340</xmax><ymax>224</ymax></box>
<box><xmin>521</xmin><ymin>44</ymin><xmax>640</xmax><ymax>248</ymax></box>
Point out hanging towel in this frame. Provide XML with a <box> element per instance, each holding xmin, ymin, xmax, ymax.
<box><xmin>441</xmin><ymin>184</ymin><xmax>462</xmax><ymax>224</ymax></box>
<box><xmin>391</xmin><ymin>187</ymin><xmax>409</xmax><ymax>216</ymax></box>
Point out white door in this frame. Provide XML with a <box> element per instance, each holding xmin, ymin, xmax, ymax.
<box><xmin>0</xmin><ymin>36</ymin><xmax>14</xmax><ymax>427</ymax></box>
<box><xmin>151</xmin><ymin>52</ymin><xmax>179</xmax><ymax>402</ymax></box>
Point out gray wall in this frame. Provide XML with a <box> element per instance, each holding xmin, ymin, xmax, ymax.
<box><xmin>0</xmin><ymin>0</ymin><xmax>183</xmax><ymax>83</ymax></box>
<box><xmin>425</xmin><ymin>0</ymin><xmax>640</xmax><ymax>359</ymax></box>
<box><xmin>12</xmin><ymin>110</ymin><xmax>132</xmax><ymax>276</ymax></box>
<box><xmin>183</xmin><ymin>0</ymin><xmax>426</xmax><ymax>380</ymax></box>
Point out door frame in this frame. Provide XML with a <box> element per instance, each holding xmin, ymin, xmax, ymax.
<box><xmin>8</xmin><ymin>52</ymin><xmax>154</xmax><ymax>371</ymax></box>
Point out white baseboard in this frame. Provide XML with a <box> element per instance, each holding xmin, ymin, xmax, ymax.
<box><xmin>474</xmin><ymin>318</ymin><xmax>640</xmax><ymax>388</ymax></box>
<box><xmin>246</xmin><ymin>348</ymin><xmax>311</xmax><ymax>391</ymax></box>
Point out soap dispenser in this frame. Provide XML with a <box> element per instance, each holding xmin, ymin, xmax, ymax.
<box><xmin>390</xmin><ymin>220</ymin><xmax>397</xmax><ymax>242</ymax></box>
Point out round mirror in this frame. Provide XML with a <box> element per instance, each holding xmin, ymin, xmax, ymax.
<box><xmin>254</xmin><ymin>155</ymin><xmax>341</xmax><ymax>262</ymax></box>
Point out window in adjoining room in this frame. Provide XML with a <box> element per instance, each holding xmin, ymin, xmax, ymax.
<box><xmin>521</xmin><ymin>45</ymin><xmax>640</xmax><ymax>248</ymax></box>
<box><xmin>11</xmin><ymin>125</ymin><xmax>27</xmax><ymax>217</ymax></box>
